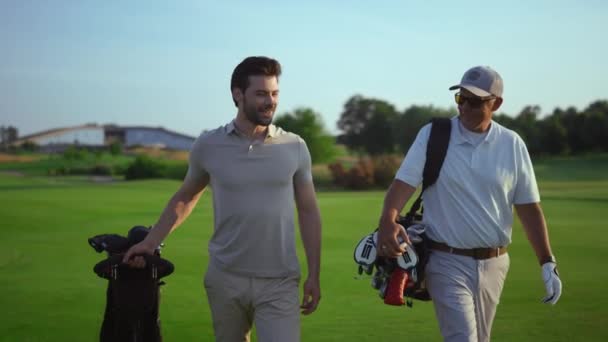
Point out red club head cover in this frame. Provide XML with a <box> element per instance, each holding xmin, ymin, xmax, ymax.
<box><xmin>384</xmin><ymin>268</ymin><xmax>408</xmax><ymax>306</ymax></box>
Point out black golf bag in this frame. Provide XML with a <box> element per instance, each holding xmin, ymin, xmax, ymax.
<box><xmin>89</xmin><ymin>226</ymin><xmax>174</xmax><ymax>342</ymax></box>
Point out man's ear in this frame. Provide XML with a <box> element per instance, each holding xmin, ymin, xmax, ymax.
<box><xmin>492</xmin><ymin>97</ymin><xmax>503</xmax><ymax>111</ymax></box>
<box><xmin>232</xmin><ymin>88</ymin><xmax>243</xmax><ymax>107</ymax></box>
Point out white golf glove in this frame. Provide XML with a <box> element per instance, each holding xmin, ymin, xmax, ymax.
<box><xmin>541</xmin><ymin>262</ymin><xmax>562</xmax><ymax>305</ymax></box>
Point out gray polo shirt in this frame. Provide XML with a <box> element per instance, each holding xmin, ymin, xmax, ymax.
<box><xmin>187</xmin><ymin>121</ymin><xmax>313</xmax><ymax>277</ymax></box>
<box><xmin>396</xmin><ymin>116</ymin><xmax>540</xmax><ymax>249</ymax></box>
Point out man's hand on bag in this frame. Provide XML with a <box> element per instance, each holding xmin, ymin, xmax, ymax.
<box><xmin>122</xmin><ymin>240</ymin><xmax>157</xmax><ymax>268</ymax></box>
<box><xmin>541</xmin><ymin>262</ymin><xmax>562</xmax><ymax>305</ymax></box>
<box><xmin>377</xmin><ymin>221</ymin><xmax>410</xmax><ymax>258</ymax></box>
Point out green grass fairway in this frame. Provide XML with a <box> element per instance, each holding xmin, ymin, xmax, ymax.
<box><xmin>1</xmin><ymin>156</ymin><xmax>607</xmax><ymax>341</ymax></box>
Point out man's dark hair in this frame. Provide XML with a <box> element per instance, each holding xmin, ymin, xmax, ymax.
<box><xmin>230</xmin><ymin>56</ymin><xmax>282</xmax><ymax>106</ymax></box>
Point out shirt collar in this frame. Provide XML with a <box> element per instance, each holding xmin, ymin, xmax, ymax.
<box><xmin>452</xmin><ymin>116</ymin><xmax>498</xmax><ymax>145</ymax></box>
<box><xmin>226</xmin><ymin>120</ymin><xmax>277</xmax><ymax>138</ymax></box>
<box><xmin>226</xmin><ymin>121</ymin><xmax>238</xmax><ymax>135</ymax></box>
<box><xmin>451</xmin><ymin>116</ymin><xmax>467</xmax><ymax>145</ymax></box>
<box><xmin>485</xmin><ymin>120</ymin><xmax>498</xmax><ymax>143</ymax></box>
<box><xmin>267</xmin><ymin>124</ymin><xmax>277</xmax><ymax>138</ymax></box>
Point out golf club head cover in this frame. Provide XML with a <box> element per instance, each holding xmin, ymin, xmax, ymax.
<box><xmin>127</xmin><ymin>225</ymin><xmax>151</xmax><ymax>245</ymax></box>
<box><xmin>396</xmin><ymin>243</ymin><xmax>418</xmax><ymax>270</ymax></box>
<box><xmin>384</xmin><ymin>268</ymin><xmax>408</xmax><ymax>306</ymax></box>
<box><xmin>88</xmin><ymin>234</ymin><xmax>131</xmax><ymax>254</ymax></box>
<box><xmin>354</xmin><ymin>231</ymin><xmax>378</xmax><ymax>267</ymax></box>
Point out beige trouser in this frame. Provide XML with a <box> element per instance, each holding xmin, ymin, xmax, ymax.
<box><xmin>426</xmin><ymin>250</ymin><xmax>510</xmax><ymax>342</ymax></box>
<box><xmin>204</xmin><ymin>262</ymin><xmax>301</xmax><ymax>342</ymax></box>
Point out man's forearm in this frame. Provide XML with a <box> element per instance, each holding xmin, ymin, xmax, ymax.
<box><xmin>299</xmin><ymin>210</ymin><xmax>322</xmax><ymax>280</ymax></box>
<box><xmin>379</xmin><ymin>180</ymin><xmax>417</xmax><ymax>226</ymax></box>
<box><xmin>515</xmin><ymin>202</ymin><xmax>554</xmax><ymax>265</ymax></box>
<box><xmin>145</xmin><ymin>190</ymin><xmax>203</xmax><ymax>248</ymax></box>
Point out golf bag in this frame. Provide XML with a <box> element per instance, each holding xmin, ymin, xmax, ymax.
<box><xmin>354</xmin><ymin>227</ymin><xmax>427</xmax><ymax>307</ymax></box>
<box><xmin>354</xmin><ymin>117</ymin><xmax>451</xmax><ymax>307</ymax></box>
<box><xmin>89</xmin><ymin>226</ymin><xmax>174</xmax><ymax>342</ymax></box>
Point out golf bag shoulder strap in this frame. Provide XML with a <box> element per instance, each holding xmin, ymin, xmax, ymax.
<box><xmin>422</xmin><ymin>117</ymin><xmax>451</xmax><ymax>191</ymax></box>
<box><xmin>407</xmin><ymin>117</ymin><xmax>452</xmax><ymax>217</ymax></box>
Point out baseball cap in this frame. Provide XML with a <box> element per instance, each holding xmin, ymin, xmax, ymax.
<box><xmin>449</xmin><ymin>66</ymin><xmax>503</xmax><ymax>98</ymax></box>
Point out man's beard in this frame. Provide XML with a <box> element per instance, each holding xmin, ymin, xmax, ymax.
<box><xmin>244</xmin><ymin>99</ymin><xmax>275</xmax><ymax>126</ymax></box>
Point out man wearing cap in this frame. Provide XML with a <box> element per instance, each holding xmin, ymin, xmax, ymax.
<box><xmin>377</xmin><ymin>66</ymin><xmax>562</xmax><ymax>341</ymax></box>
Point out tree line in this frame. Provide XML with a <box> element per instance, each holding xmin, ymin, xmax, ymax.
<box><xmin>5</xmin><ymin>97</ymin><xmax>607</xmax><ymax>161</ymax></box>
<box><xmin>275</xmin><ymin>96</ymin><xmax>608</xmax><ymax>163</ymax></box>
<box><xmin>0</xmin><ymin>126</ymin><xmax>18</xmax><ymax>150</ymax></box>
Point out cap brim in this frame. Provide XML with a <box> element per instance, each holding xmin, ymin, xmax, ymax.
<box><xmin>449</xmin><ymin>84</ymin><xmax>492</xmax><ymax>97</ymax></box>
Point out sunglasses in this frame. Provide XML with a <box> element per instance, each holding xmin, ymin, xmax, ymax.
<box><xmin>454</xmin><ymin>93</ymin><xmax>495</xmax><ymax>108</ymax></box>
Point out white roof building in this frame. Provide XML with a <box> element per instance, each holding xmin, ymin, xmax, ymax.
<box><xmin>14</xmin><ymin>124</ymin><xmax>196</xmax><ymax>151</ymax></box>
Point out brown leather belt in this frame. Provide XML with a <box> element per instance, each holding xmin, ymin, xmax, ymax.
<box><xmin>428</xmin><ymin>240</ymin><xmax>508</xmax><ymax>260</ymax></box>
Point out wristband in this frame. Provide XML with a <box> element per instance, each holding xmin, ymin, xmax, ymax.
<box><xmin>540</xmin><ymin>255</ymin><xmax>556</xmax><ymax>265</ymax></box>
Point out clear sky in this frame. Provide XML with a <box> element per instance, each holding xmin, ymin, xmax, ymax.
<box><xmin>2</xmin><ymin>0</ymin><xmax>607</xmax><ymax>137</ymax></box>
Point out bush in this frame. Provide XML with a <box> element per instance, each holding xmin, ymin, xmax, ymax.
<box><xmin>328</xmin><ymin>158</ymin><xmax>374</xmax><ymax>189</ymax></box>
<box><xmin>48</xmin><ymin>165</ymin><xmax>112</xmax><ymax>176</ymax></box>
<box><xmin>112</xmin><ymin>163</ymin><xmax>129</xmax><ymax>176</ymax></box>
<box><xmin>63</xmin><ymin>146</ymin><xmax>89</xmax><ymax>160</ymax></box>
<box><xmin>328</xmin><ymin>162</ymin><xmax>348</xmax><ymax>187</ymax></box>
<box><xmin>47</xmin><ymin>167</ymin><xmax>65</xmax><ymax>176</ymax></box>
<box><xmin>328</xmin><ymin>154</ymin><xmax>402</xmax><ymax>190</ymax></box>
<box><xmin>346</xmin><ymin>158</ymin><xmax>375</xmax><ymax>189</ymax></box>
<box><xmin>109</xmin><ymin>142</ymin><xmax>122</xmax><ymax>156</ymax></box>
<box><xmin>372</xmin><ymin>155</ymin><xmax>402</xmax><ymax>188</ymax></box>
<box><xmin>164</xmin><ymin>163</ymin><xmax>188</xmax><ymax>180</ymax></box>
<box><xmin>125</xmin><ymin>156</ymin><xmax>167</xmax><ymax>180</ymax></box>
<box><xmin>90</xmin><ymin>164</ymin><xmax>113</xmax><ymax>176</ymax></box>
<box><xmin>311</xmin><ymin>164</ymin><xmax>333</xmax><ymax>189</ymax></box>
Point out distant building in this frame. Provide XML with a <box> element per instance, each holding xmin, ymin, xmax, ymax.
<box><xmin>13</xmin><ymin>124</ymin><xmax>196</xmax><ymax>151</ymax></box>
<box><xmin>105</xmin><ymin>125</ymin><xmax>196</xmax><ymax>150</ymax></box>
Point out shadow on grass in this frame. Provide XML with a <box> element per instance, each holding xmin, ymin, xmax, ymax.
<box><xmin>0</xmin><ymin>184</ymin><xmax>83</xmax><ymax>191</ymax></box>
<box><xmin>542</xmin><ymin>196</ymin><xmax>608</xmax><ymax>203</ymax></box>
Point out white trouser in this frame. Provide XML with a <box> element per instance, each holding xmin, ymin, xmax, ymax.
<box><xmin>426</xmin><ymin>250</ymin><xmax>510</xmax><ymax>342</ymax></box>
<box><xmin>204</xmin><ymin>262</ymin><xmax>301</xmax><ymax>342</ymax></box>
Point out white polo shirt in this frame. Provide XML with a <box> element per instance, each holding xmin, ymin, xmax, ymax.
<box><xmin>395</xmin><ymin>116</ymin><xmax>540</xmax><ymax>249</ymax></box>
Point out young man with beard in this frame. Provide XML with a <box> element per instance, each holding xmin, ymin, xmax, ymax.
<box><xmin>123</xmin><ymin>56</ymin><xmax>322</xmax><ymax>342</ymax></box>
<box><xmin>377</xmin><ymin>66</ymin><xmax>562</xmax><ymax>342</ymax></box>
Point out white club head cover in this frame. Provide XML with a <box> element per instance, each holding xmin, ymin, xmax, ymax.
<box><xmin>396</xmin><ymin>243</ymin><xmax>418</xmax><ymax>270</ymax></box>
<box><xmin>396</xmin><ymin>228</ymin><xmax>418</xmax><ymax>270</ymax></box>
<box><xmin>354</xmin><ymin>232</ymin><xmax>378</xmax><ymax>266</ymax></box>
<box><xmin>541</xmin><ymin>262</ymin><xmax>562</xmax><ymax>305</ymax></box>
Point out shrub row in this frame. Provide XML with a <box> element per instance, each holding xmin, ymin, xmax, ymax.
<box><xmin>44</xmin><ymin>150</ymin><xmax>401</xmax><ymax>187</ymax></box>
<box><xmin>42</xmin><ymin>147</ymin><xmax>187</xmax><ymax>180</ymax></box>
<box><xmin>124</xmin><ymin>155</ymin><xmax>187</xmax><ymax>181</ymax></box>
<box><xmin>328</xmin><ymin>155</ymin><xmax>402</xmax><ymax>190</ymax></box>
<box><xmin>47</xmin><ymin>164</ymin><xmax>116</xmax><ymax>176</ymax></box>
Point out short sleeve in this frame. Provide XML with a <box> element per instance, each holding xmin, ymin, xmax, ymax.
<box><xmin>293</xmin><ymin>138</ymin><xmax>313</xmax><ymax>185</ymax></box>
<box><xmin>185</xmin><ymin>134</ymin><xmax>209</xmax><ymax>181</ymax></box>
<box><xmin>394</xmin><ymin>123</ymin><xmax>431</xmax><ymax>188</ymax></box>
<box><xmin>513</xmin><ymin>137</ymin><xmax>540</xmax><ymax>204</ymax></box>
